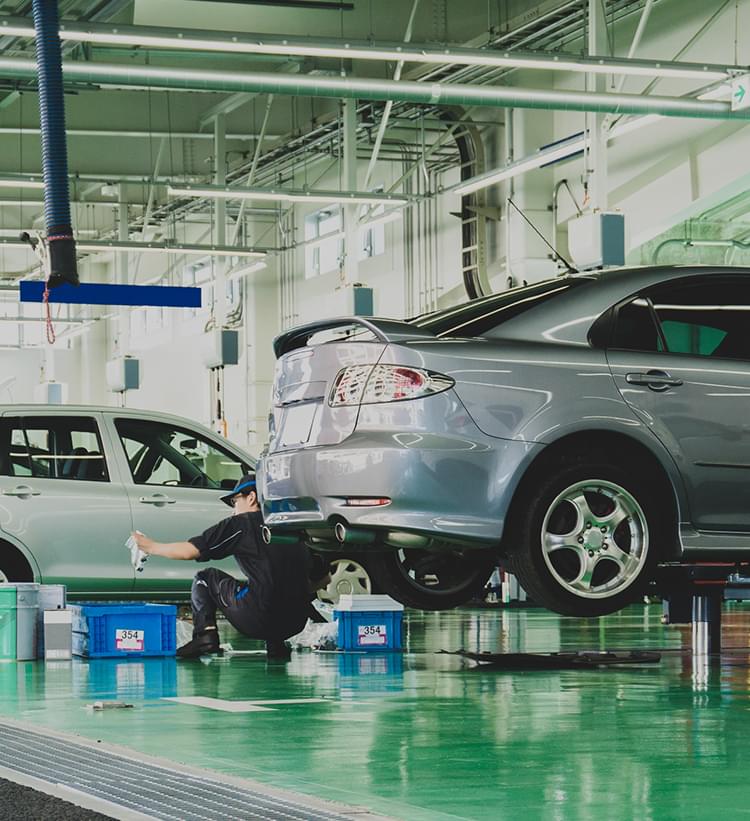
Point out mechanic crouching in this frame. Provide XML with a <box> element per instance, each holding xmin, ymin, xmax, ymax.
<box><xmin>131</xmin><ymin>473</ymin><xmax>329</xmax><ymax>659</ymax></box>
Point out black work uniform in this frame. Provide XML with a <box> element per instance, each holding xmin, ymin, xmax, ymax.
<box><xmin>188</xmin><ymin>510</ymin><xmax>312</xmax><ymax>642</ymax></box>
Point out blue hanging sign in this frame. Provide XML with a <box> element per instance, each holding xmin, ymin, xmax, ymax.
<box><xmin>20</xmin><ymin>282</ymin><xmax>202</xmax><ymax>308</ymax></box>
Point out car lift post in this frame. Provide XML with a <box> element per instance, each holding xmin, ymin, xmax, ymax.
<box><xmin>657</xmin><ymin>564</ymin><xmax>738</xmax><ymax>656</ymax></box>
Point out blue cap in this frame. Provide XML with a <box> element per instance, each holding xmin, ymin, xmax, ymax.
<box><xmin>220</xmin><ymin>473</ymin><xmax>257</xmax><ymax>507</ymax></box>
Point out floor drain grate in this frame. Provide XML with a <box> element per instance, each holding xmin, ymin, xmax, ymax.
<box><xmin>0</xmin><ymin>721</ymin><xmax>378</xmax><ymax>821</ymax></box>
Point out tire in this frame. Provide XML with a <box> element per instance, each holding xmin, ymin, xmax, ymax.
<box><xmin>369</xmin><ymin>546</ymin><xmax>498</xmax><ymax>611</ymax></box>
<box><xmin>0</xmin><ymin>542</ymin><xmax>34</xmax><ymax>583</ymax></box>
<box><xmin>508</xmin><ymin>454</ymin><xmax>664</xmax><ymax>617</ymax></box>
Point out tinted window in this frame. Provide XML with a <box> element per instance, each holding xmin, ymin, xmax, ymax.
<box><xmin>0</xmin><ymin>417</ymin><xmax>108</xmax><ymax>481</ymax></box>
<box><xmin>410</xmin><ymin>278</ymin><xmax>587</xmax><ymax>338</ymax></box>
<box><xmin>651</xmin><ymin>279</ymin><xmax>750</xmax><ymax>360</ymax></box>
<box><xmin>610</xmin><ymin>298</ymin><xmax>662</xmax><ymax>352</ymax></box>
<box><xmin>610</xmin><ymin>277</ymin><xmax>750</xmax><ymax>360</ymax></box>
<box><xmin>115</xmin><ymin>419</ymin><xmax>249</xmax><ymax>489</ymax></box>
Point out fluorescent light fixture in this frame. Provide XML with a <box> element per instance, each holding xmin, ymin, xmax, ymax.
<box><xmin>452</xmin><ymin>139</ymin><xmax>586</xmax><ymax>196</ymax></box>
<box><xmin>359</xmin><ymin>209</ymin><xmax>403</xmax><ymax>228</ymax></box>
<box><xmin>0</xmin><ymin>19</ymin><xmax>732</xmax><ymax>82</ymax></box>
<box><xmin>228</xmin><ymin>260</ymin><xmax>268</xmax><ymax>280</ymax></box>
<box><xmin>0</xmin><ymin>236</ymin><xmax>266</xmax><ymax>258</ymax></box>
<box><xmin>76</xmin><ymin>239</ymin><xmax>267</xmax><ymax>258</ymax></box>
<box><xmin>0</xmin><ymin>176</ymin><xmax>44</xmax><ymax>189</ymax></box>
<box><xmin>0</xmin><ymin>315</ymin><xmax>88</xmax><ymax>324</ymax></box>
<box><xmin>303</xmin><ymin>230</ymin><xmax>344</xmax><ymax>251</ymax></box>
<box><xmin>168</xmin><ymin>183</ymin><xmax>409</xmax><ymax>206</ymax></box>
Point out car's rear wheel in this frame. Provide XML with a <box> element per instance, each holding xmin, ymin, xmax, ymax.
<box><xmin>369</xmin><ymin>546</ymin><xmax>497</xmax><ymax>610</ymax></box>
<box><xmin>508</xmin><ymin>457</ymin><xmax>663</xmax><ymax>617</ymax></box>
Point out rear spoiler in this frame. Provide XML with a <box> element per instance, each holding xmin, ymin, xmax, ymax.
<box><xmin>273</xmin><ymin>316</ymin><xmax>436</xmax><ymax>358</ymax></box>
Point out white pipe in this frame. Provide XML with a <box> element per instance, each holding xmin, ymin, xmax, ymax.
<box><xmin>363</xmin><ymin>0</ymin><xmax>420</xmax><ymax>192</ymax></box>
<box><xmin>0</xmin><ymin>57</ymin><xmax>740</xmax><ymax>120</ymax></box>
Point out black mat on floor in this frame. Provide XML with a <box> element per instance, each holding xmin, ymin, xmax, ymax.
<box><xmin>447</xmin><ymin>649</ymin><xmax>662</xmax><ymax>669</ymax></box>
<box><xmin>0</xmin><ymin>778</ymin><xmax>113</xmax><ymax>820</ymax></box>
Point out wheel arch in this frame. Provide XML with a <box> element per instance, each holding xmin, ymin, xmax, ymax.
<box><xmin>501</xmin><ymin>429</ymin><xmax>683</xmax><ymax>561</ymax></box>
<box><xmin>0</xmin><ymin>536</ymin><xmax>39</xmax><ymax>581</ymax></box>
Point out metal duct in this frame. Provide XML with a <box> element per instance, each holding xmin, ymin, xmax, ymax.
<box><xmin>31</xmin><ymin>0</ymin><xmax>78</xmax><ymax>287</ymax></box>
<box><xmin>0</xmin><ymin>57</ymin><xmax>746</xmax><ymax>120</ymax></box>
<box><xmin>440</xmin><ymin>108</ymin><xmax>490</xmax><ymax>299</ymax></box>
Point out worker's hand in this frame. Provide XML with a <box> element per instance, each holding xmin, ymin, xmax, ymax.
<box><xmin>131</xmin><ymin>531</ymin><xmax>156</xmax><ymax>554</ymax></box>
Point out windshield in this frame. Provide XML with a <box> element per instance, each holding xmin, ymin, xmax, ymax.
<box><xmin>410</xmin><ymin>278</ymin><xmax>588</xmax><ymax>338</ymax></box>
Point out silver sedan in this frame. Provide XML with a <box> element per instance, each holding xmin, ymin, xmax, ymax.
<box><xmin>259</xmin><ymin>266</ymin><xmax>750</xmax><ymax>616</ymax></box>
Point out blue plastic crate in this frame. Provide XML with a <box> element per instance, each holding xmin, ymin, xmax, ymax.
<box><xmin>70</xmin><ymin>603</ymin><xmax>176</xmax><ymax>658</ymax></box>
<box><xmin>334</xmin><ymin>595</ymin><xmax>404</xmax><ymax>652</ymax></box>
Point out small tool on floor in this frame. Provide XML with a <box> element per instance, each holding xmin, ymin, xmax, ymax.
<box><xmin>445</xmin><ymin>649</ymin><xmax>661</xmax><ymax>670</ymax></box>
<box><xmin>87</xmin><ymin>701</ymin><xmax>135</xmax><ymax>711</ymax></box>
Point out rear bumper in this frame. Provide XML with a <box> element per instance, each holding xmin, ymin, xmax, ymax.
<box><xmin>258</xmin><ymin>430</ymin><xmax>540</xmax><ymax>546</ymax></box>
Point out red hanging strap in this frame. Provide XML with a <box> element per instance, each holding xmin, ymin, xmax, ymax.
<box><xmin>43</xmin><ymin>279</ymin><xmax>56</xmax><ymax>345</ymax></box>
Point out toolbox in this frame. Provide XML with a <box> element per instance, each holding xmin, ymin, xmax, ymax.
<box><xmin>70</xmin><ymin>603</ymin><xmax>176</xmax><ymax>658</ymax></box>
<box><xmin>334</xmin><ymin>594</ymin><xmax>404</xmax><ymax>652</ymax></box>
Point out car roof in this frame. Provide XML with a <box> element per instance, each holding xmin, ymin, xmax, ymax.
<box><xmin>478</xmin><ymin>265</ymin><xmax>750</xmax><ymax>347</ymax></box>
<box><xmin>0</xmin><ymin>404</ymin><xmax>186</xmax><ymax>418</ymax></box>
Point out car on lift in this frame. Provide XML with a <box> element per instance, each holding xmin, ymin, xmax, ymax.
<box><xmin>0</xmin><ymin>406</ymin><xmax>372</xmax><ymax>603</ymax></box>
<box><xmin>258</xmin><ymin>266</ymin><xmax>750</xmax><ymax>617</ymax></box>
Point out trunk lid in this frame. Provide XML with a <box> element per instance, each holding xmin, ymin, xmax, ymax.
<box><xmin>267</xmin><ymin>317</ymin><xmax>435</xmax><ymax>454</ymax></box>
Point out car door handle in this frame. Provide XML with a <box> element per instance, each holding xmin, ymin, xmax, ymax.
<box><xmin>2</xmin><ymin>485</ymin><xmax>41</xmax><ymax>498</ymax></box>
<box><xmin>138</xmin><ymin>494</ymin><xmax>177</xmax><ymax>505</ymax></box>
<box><xmin>625</xmin><ymin>370</ymin><xmax>683</xmax><ymax>391</ymax></box>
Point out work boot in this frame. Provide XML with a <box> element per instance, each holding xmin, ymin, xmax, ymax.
<box><xmin>265</xmin><ymin>639</ymin><xmax>291</xmax><ymax>660</ymax></box>
<box><xmin>177</xmin><ymin>628</ymin><xmax>222</xmax><ymax>659</ymax></box>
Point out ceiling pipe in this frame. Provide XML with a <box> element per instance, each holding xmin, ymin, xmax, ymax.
<box><xmin>0</xmin><ymin>17</ymin><xmax>738</xmax><ymax>82</ymax></box>
<box><xmin>0</xmin><ymin>126</ymin><xmax>278</xmax><ymax>140</ymax></box>
<box><xmin>0</xmin><ymin>57</ymin><xmax>743</xmax><ymax>121</ymax></box>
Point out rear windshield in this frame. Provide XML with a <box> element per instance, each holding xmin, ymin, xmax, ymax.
<box><xmin>410</xmin><ymin>278</ymin><xmax>587</xmax><ymax>338</ymax></box>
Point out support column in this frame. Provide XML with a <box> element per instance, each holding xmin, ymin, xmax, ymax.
<box><xmin>117</xmin><ymin>183</ymin><xmax>129</xmax><ymax>356</ymax></box>
<box><xmin>342</xmin><ymin>99</ymin><xmax>358</xmax><ymax>285</ymax></box>
<box><xmin>585</xmin><ymin>0</ymin><xmax>608</xmax><ymax>212</ymax></box>
<box><xmin>214</xmin><ymin>112</ymin><xmax>228</xmax><ymax>325</ymax></box>
<box><xmin>506</xmin><ymin>105</ymin><xmax>557</xmax><ymax>285</ymax></box>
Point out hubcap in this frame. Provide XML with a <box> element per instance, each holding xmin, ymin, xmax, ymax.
<box><xmin>317</xmin><ymin>559</ymin><xmax>372</xmax><ymax>605</ymax></box>
<box><xmin>541</xmin><ymin>480</ymin><xmax>648</xmax><ymax>600</ymax></box>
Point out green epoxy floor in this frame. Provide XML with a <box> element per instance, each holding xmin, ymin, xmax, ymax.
<box><xmin>4</xmin><ymin>604</ymin><xmax>750</xmax><ymax>819</ymax></box>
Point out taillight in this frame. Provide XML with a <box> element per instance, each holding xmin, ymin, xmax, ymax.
<box><xmin>329</xmin><ymin>365</ymin><xmax>454</xmax><ymax>406</ymax></box>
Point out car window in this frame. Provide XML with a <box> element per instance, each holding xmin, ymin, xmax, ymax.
<box><xmin>609</xmin><ymin>298</ymin><xmax>662</xmax><ymax>352</ymax></box>
<box><xmin>0</xmin><ymin>417</ymin><xmax>108</xmax><ymax>481</ymax></box>
<box><xmin>650</xmin><ymin>279</ymin><xmax>750</xmax><ymax>360</ymax></box>
<box><xmin>610</xmin><ymin>278</ymin><xmax>750</xmax><ymax>360</ymax></box>
<box><xmin>409</xmin><ymin>278</ymin><xmax>588</xmax><ymax>338</ymax></box>
<box><xmin>115</xmin><ymin>418</ymin><xmax>249</xmax><ymax>489</ymax></box>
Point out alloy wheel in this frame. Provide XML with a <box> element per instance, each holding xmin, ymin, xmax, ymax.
<box><xmin>541</xmin><ymin>479</ymin><xmax>648</xmax><ymax>600</ymax></box>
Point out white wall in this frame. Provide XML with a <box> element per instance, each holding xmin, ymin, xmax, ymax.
<box><xmin>10</xmin><ymin>0</ymin><xmax>749</xmax><ymax>456</ymax></box>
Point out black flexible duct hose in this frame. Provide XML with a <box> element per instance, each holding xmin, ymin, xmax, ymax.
<box><xmin>32</xmin><ymin>0</ymin><xmax>78</xmax><ymax>288</ymax></box>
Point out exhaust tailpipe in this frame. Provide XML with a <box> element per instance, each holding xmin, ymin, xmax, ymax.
<box><xmin>384</xmin><ymin>531</ymin><xmax>430</xmax><ymax>549</ymax></box>
<box><xmin>334</xmin><ymin>523</ymin><xmax>376</xmax><ymax>545</ymax></box>
<box><xmin>261</xmin><ymin>526</ymin><xmax>302</xmax><ymax>545</ymax></box>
